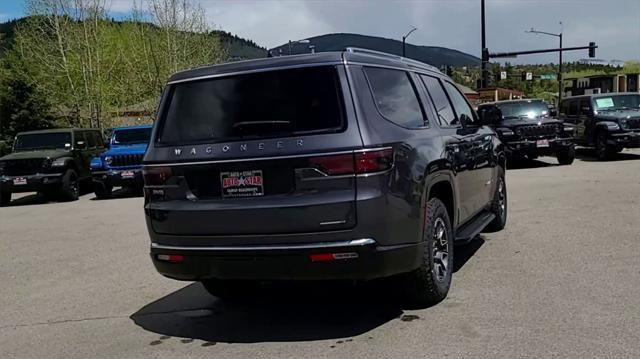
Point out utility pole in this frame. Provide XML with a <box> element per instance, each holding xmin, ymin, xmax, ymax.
<box><xmin>481</xmin><ymin>0</ymin><xmax>488</xmax><ymax>88</ymax></box>
<box><xmin>402</xmin><ymin>26</ymin><xmax>417</xmax><ymax>57</ymax></box>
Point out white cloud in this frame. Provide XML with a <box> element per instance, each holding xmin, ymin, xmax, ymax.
<box><xmin>101</xmin><ymin>0</ymin><xmax>640</xmax><ymax>63</ymax></box>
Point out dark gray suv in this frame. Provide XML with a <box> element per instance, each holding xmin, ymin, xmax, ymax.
<box><xmin>143</xmin><ymin>48</ymin><xmax>507</xmax><ymax>306</ymax></box>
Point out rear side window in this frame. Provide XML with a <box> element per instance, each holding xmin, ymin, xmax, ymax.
<box><xmin>84</xmin><ymin>131</ymin><xmax>97</xmax><ymax>148</ymax></box>
<box><xmin>442</xmin><ymin>81</ymin><xmax>477</xmax><ymax>126</ymax></box>
<box><xmin>421</xmin><ymin>75</ymin><xmax>457</xmax><ymax>126</ymax></box>
<box><xmin>157</xmin><ymin>66</ymin><xmax>344</xmax><ymax>145</ymax></box>
<box><xmin>364</xmin><ymin>67</ymin><xmax>425</xmax><ymax>128</ymax></box>
<box><xmin>568</xmin><ymin>100</ymin><xmax>579</xmax><ymax>116</ymax></box>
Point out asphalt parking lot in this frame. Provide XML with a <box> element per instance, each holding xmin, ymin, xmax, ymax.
<box><xmin>1</xmin><ymin>148</ymin><xmax>639</xmax><ymax>359</ymax></box>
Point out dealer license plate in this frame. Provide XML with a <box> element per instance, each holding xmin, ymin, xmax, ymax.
<box><xmin>536</xmin><ymin>139</ymin><xmax>550</xmax><ymax>148</ymax></box>
<box><xmin>13</xmin><ymin>177</ymin><xmax>27</xmax><ymax>185</ymax></box>
<box><xmin>220</xmin><ymin>170</ymin><xmax>264</xmax><ymax>198</ymax></box>
<box><xmin>120</xmin><ymin>171</ymin><xmax>135</xmax><ymax>179</ymax></box>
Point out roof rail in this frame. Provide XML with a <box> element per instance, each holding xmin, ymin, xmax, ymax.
<box><xmin>344</xmin><ymin>47</ymin><xmax>441</xmax><ymax>73</ymax></box>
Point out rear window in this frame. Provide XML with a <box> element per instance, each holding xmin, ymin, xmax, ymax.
<box><xmin>157</xmin><ymin>66</ymin><xmax>345</xmax><ymax>145</ymax></box>
<box><xmin>113</xmin><ymin>128</ymin><xmax>151</xmax><ymax>144</ymax></box>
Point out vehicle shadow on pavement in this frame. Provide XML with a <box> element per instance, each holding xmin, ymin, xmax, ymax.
<box><xmin>131</xmin><ymin>281</ymin><xmax>404</xmax><ymax>343</ymax></box>
<box><xmin>575</xmin><ymin>148</ymin><xmax>640</xmax><ymax>162</ymax></box>
<box><xmin>453</xmin><ymin>235</ymin><xmax>485</xmax><ymax>273</ymax></box>
<box><xmin>506</xmin><ymin>158</ymin><xmax>555</xmax><ymax>170</ymax></box>
<box><xmin>89</xmin><ymin>187</ymin><xmax>143</xmax><ymax>201</ymax></box>
<box><xmin>6</xmin><ymin>182</ymin><xmax>93</xmax><ymax>207</ymax></box>
<box><xmin>130</xmin><ymin>239</ymin><xmax>484</xmax><ymax>344</ymax></box>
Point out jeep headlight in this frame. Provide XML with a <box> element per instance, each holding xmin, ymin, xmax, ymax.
<box><xmin>90</xmin><ymin>157</ymin><xmax>104</xmax><ymax>170</ymax></box>
<box><xmin>104</xmin><ymin>156</ymin><xmax>113</xmax><ymax>165</ymax></box>
<box><xmin>51</xmin><ymin>158</ymin><xmax>67</xmax><ymax>167</ymax></box>
<box><xmin>41</xmin><ymin>158</ymin><xmax>52</xmax><ymax>169</ymax></box>
<box><xmin>619</xmin><ymin>119</ymin><xmax>628</xmax><ymax>130</ymax></box>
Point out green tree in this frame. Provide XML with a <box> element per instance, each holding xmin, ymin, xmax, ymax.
<box><xmin>0</xmin><ymin>51</ymin><xmax>54</xmax><ymax>143</ymax></box>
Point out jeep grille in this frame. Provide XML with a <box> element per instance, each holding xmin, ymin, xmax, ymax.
<box><xmin>516</xmin><ymin>124</ymin><xmax>559</xmax><ymax>139</ymax></box>
<box><xmin>626</xmin><ymin>118</ymin><xmax>640</xmax><ymax>130</ymax></box>
<box><xmin>3</xmin><ymin>158</ymin><xmax>46</xmax><ymax>176</ymax></box>
<box><xmin>110</xmin><ymin>154</ymin><xmax>144</xmax><ymax>167</ymax></box>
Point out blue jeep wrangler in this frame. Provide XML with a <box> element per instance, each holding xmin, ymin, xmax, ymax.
<box><xmin>90</xmin><ymin>125</ymin><xmax>152</xmax><ymax>199</ymax></box>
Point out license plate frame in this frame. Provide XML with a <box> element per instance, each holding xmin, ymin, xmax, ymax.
<box><xmin>220</xmin><ymin>170</ymin><xmax>264</xmax><ymax>198</ymax></box>
<box><xmin>120</xmin><ymin>170</ymin><xmax>135</xmax><ymax>179</ymax></box>
<box><xmin>536</xmin><ymin>139</ymin><xmax>550</xmax><ymax>148</ymax></box>
<box><xmin>12</xmin><ymin>177</ymin><xmax>27</xmax><ymax>186</ymax></box>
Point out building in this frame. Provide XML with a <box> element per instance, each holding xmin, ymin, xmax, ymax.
<box><xmin>563</xmin><ymin>73</ymin><xmax>640</xmax><ymax>97</ymax></box>
<box><xmin>477</xmin><ymin>87</ymin><xmax>525</xmax><ymax>102</ymax></box>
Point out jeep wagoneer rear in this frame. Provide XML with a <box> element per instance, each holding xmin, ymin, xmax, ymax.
<box><xmin>143</xmin><ymin>50</ymin><xmax>507</xmax><ymax>305</ymax></box>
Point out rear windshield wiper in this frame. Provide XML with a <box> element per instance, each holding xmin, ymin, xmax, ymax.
<box><xmin>233</xmin><ymin>120</ymin><xmax>291</xmax><ymax>128</ymax></box>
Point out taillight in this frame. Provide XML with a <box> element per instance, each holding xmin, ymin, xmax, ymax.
<box><xmin>306</xmin><ymin>148</ymin><xmax>394</xmax><ymax>176</ymax></box>
<box><xmin>355</xmin><ymin>149</ymin><xmax>393</xmax><ymax>174</ymax></box>
<box><xmin>308</xmin><ymin>154</ymin><xmax>354</xmax><ymax>175</ymax></box>
<box><xmin>142</xmin><ymin>166</ymin><xmax>172</xmax><ymax>186</ymax></box>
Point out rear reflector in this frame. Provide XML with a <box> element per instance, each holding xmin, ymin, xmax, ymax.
<box><xmin>310</xmin><ymin>252</ymin><xmax>359</xmax><ymax>262</ymax></box>
<box><xmin>307</xmin><ymin>148</ymin><xmax>394</xmax><ymax>176</ymax></box>
<box><xmin>157</xmin><ymin>254</ymin><xmax>184</xmax><ymax>263</ymax></box>
<box><xmin>143</xmin><ymin>167</ymin><xmax>172</xmax><ymax>186</ymax></box>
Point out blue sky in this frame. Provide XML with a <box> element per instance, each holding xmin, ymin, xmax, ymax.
<box><xmin>0</xmin><ymin>0</ymin><xmax>22</xmax><ymax>21</ymax></box>
<box><xmin>1</xmin><ymin>0</ymin><xmax>639</xmax><ymax>64</ymax></box>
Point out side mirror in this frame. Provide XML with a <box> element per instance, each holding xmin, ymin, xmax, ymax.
<box><xmin>104</xmin><ymin>141</ymin><xmax>110</xmax><ymax>149</ymax></box>
<box><xmin>75</xmin><ymin>141</ymin><xmax>86</xmax><ymax>150</ymax></box>
<box><xmin>478</xmin><ymin>105</ymin><xmax>502</xmax><ymax>126</ymax></box>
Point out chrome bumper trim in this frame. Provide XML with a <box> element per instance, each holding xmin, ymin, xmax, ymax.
<box><xmin>150</xmin><ymin>238</ymin><xmax>376</xmax><ymax>251</ymax></box>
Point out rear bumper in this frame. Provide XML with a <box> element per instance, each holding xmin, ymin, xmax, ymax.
<box><xmin>92</xmin><ymin>168</ymin><xmax>143</xmax><ymax>187</ymax></box>
<box><xmin>150</xmin><ymin>238</ymin><xmax>423</xmax><ymax>281</ymax></box>
<box><xmin>504</xmin><ymin>137</ymin><xmax>573</xmax><ymax>157</ymax></box>
<box><xmin>0</xmin><ymin>173</ymin><xmax>63</xmax><ymax>193</ymax></box>
<box><xmin>610</xmin><ymin>132</ymin><xmax>640</xmax><ymax>148</ymax></box>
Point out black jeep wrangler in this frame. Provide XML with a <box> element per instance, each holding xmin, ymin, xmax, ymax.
<box><xmin>143</xmin><ymin>48</ymin><xmax>507</xmax><ymax>306</ymax></box>
<box><xmin>0</xmin><ymin>128</ymin><xmax>104</xmax><ymax>206</ymax></box>
<box><xmin>477</xmin><ymin>99</ymin><xmax>575</xmax><ymax>165</ymax></box>
<box><xmin>559</xmin><ymin>93</ymin><xmax>640</xmax><ymax>160</ymax></box>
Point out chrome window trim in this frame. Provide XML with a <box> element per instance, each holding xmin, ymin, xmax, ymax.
<box><xmin>150</xmin><ymin>238</ymin><xmax>376</xmax><ymax>251</ymax></box>
<box><xmin>142</xmin><ymin>146</ymin><xmax>393</xmax><ymax>167</ymax></box>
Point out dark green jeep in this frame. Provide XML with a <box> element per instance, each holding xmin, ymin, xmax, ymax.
<box><xmin>0</xmin><ymin>128</ymin><xmax>104</xmax><ymax>206</ymax></box>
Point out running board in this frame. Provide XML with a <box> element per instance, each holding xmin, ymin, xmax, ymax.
<box><xmin>454</xmin><ymin>211</ymin><xmax>495</xmax><ymax>244</ymax></box>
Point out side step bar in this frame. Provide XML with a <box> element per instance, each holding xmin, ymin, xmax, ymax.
<box><xmin>454</xmin><ymin>211</ymin><xmax>495</xmax><ymax>244</ymax></box>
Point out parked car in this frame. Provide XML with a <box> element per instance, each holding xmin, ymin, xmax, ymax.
<box><xmin>477</xmin><ymin>99</ymin><xmax>575</xmax><ymax>165</ymax></box>
<box><xmin>558</xmin><ymin>93</ymin><xmax>640</xmax><ymax>160</ymax></box>
<box><xmin>90</xmin><ymin>125</ymin><xmax>152</xmax><ymax>199</ymax></box>
<box><xmin>142</xmin><ymin>48</ymin><xmax>507</xmax><ymax>306</ymax></box>
<box><xmin>0</xmin><ymin>128</ymin><xmax>104</xmax><ymax>206</ymax></box>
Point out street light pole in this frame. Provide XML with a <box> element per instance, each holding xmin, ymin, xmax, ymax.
<box><xmin>402</xmin><ymin>26</ymin><xmax>417</xmax><ymax>57</ymax></box>
<box><xmin>526</xmin><ymin>24</ymin><xmax>563</xmax><ymax>102</ymax></box>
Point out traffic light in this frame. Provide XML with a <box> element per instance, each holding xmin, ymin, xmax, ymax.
<box><xmin>588</xmin><ymin>42</ymin><xmax>596</xmax><ymax>58</ymax></box>
<box><xmin>521</xmin><ymin>72</ymin><xmax>527</xmax><ymax>81</ymax></box>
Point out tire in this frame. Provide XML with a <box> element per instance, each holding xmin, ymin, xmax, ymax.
<box><xmin>201</xmin><ymin>279</ymin><xmax>258</xmax><ymax>301</ymax></box>
<box><xmin>94</xmin><ymin>183</ymin><xmax>113</xmax><ymax>199</ymax></box>
<box><xmin>0</xmin><ymin>191</ymin><xmax>11</xmax><ymax>207</ymax></box>
<box><xmin>59</xmin><ymin>169</ymin><xmax>80</xmax><ymax>201</ymax></box>
<box><xmin>596</xmin><ymin>131</ymin><xmax>614</xmax><ymax>161</ymax></box>
<box><xmin>556</xmin><ymin>144</ymin><xmax>575</xmax><ymax>165</ymax></box>
<box><xmin>486</xmin><ymin>167</ymin><xmax>507</xmax><ymax>232</ymax></box>
<box><xmin>397</xmin><ymin>197</ymin><xmax>453</xmax><ymax>308</ymax></box>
